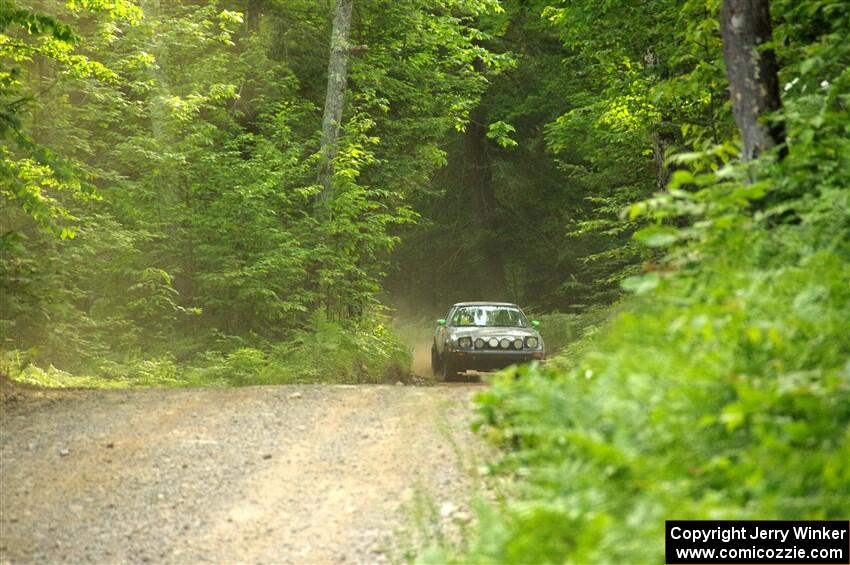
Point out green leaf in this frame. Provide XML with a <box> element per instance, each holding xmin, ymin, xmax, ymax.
<box><xmin>633</xmin><ymin>225</ymin><xmax>680</xmax><ymax>247</ymax></box>
<box><xmin>620</xmin><ymin>272</ymin><xmax>660</xmax><ymax>294</ymax></box>
<box><xmin>486</xmin><ymin>121</ymin><xmax>519</xmax><ymax>148</ymax></box>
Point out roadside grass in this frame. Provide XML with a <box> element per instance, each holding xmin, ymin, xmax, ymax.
<box><xmin>423</xmin><ymin>231</ymin><xmax>850</xmax><ymax>563</ymax></box>
<box><xmin>534</xmin><ymin>305</ymin><xmax>613</xmax><ymax>356</ymax></box>
<box><xmin>394</xmin><ymin>391</ymin><xmax>503</xmax><ymax>564</ymax></box>
<box><xmin>1</xmin><ymin>315</ymin><xmax>411</xmax><ymax>388</ymax></box>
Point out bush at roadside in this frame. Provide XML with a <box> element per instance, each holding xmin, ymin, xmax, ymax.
<box><xmin>426</xmin><ymin>45</ymin><xmax>850</xmax><ymax>563</ymax></box>
<box><xmin>1</xmin><ymin>314</ymin><xmax>411</xmax><ymax>388</ymax></box>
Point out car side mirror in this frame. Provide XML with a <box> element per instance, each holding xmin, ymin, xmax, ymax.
<box><xmin>436</xmin><ymin>319</ymin><xmax>446</xmax><ymax>326</ymax></box>
<box><xmin>531</xmin><ymin>320</ymin><xmax>540</xmax><ymax>328</ymax></box>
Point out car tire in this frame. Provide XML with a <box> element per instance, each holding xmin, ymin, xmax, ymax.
<box><xmin>441</xmin><ymin>353</ymin><xmax>459</xmax><ymax>382</ymax></box>
<box><xmin>430</xmin><ymin>344</ymin><xmax>442</xmax><ymax>374</ymax></box>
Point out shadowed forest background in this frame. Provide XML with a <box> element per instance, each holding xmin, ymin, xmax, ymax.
<box><xmin>2</xmin><ymin>0</ymin><xmax>654</xmax><ymax>383</ymax></box>
<box><xmin>1</xmin><ymin>0</ymin><xmax>848</xmax><ymax>561</ymax></box>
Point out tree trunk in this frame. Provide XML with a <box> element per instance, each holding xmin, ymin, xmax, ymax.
<box><xmin>651</xmin><ymin>123</ymin><xmax>677</xmax><ymax>191</ymax></box>
<box><xmin>245</xmin><ymin>0</ymin><xmax>261</xmax><ymax>34</ymax></box>
<box><xmin>316</xmin><ymin>0</ymin><xmax>354</xmax><ymax>210</ymax></box>
<box><xmin>464</xmin><ymin>109</ymin><xmax>508</xmax><ymax>301</ymax></box>
<box><xmin>720</xmin><ymin>0</ymin><xmax>785</xmax><ymax>161</ymax></box>
<box><xmin>645</xmin><ymin>49</ymin><xmax>678</xmax><ymax>191</ymax></box>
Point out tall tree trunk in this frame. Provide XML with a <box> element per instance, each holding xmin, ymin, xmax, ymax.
<box><xmin>316</xmin><ymin>0</ymin><xmax>354</xmax><ymax>210</ymax></box>
<box><xmin>651</xmin><ymin>123</ymin><xmax>677</xmax><ymax>191</ymax></box>
<box><xmin>720</xmin><ymin>0</ymin><xmax>785</xmax><ymax>161</ymax></box>
<box><xmin>143</xmin><ymin>0</ymin><xmax>170</xmax><ymax>142</ymax></box>
<box><xmin>245</xmin><ymin>0</ymin><xmax>261</xmax><ymax>34</ymax></box>
<box><xmin>464</xmin><ymin>109</ymin><xmax>507</xmax><ymax>301</ymax></box>
<box><xmin>645</xmin><ymin>49</ymin><xmax>678</xmax><ymax>191</ymax></box>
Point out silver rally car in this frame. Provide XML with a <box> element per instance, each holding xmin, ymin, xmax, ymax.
<box><xmin>431</xmin><ymin>302</ymin><xmax>544</xmax><ymax>380</ymax></box>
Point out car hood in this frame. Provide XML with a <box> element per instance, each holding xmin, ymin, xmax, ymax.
<box><xmin>450</xmin><ymin>327</ymin><xmax>540</xmax><ymax>339</ymax></box>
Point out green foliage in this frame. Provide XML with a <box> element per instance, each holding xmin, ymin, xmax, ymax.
<box><xmin>387</xmin><ymin>0</ymin><xmax>656</xmax><ymax>312</ymax></box>
<box><xmin>427</xmin><ymin>3</ymin><xmax>850</xmax><ymax>562</ymax></box>
<box><xmin>0</xmin><ymin>0</ymin><xmax>137</xmax><ymax>236</ymax></box>
<box><xmin>486</xmin><ymin>121</ymin><xmax>518</xmax><ymax>149</ymax></box>
<box><xmin>533</xmin><ymin>306</ymin><xmax>611</xmax><ymax>355</ymax></box>
<box><xmin>1</xmin><ymin>0</ymin><xmax>499</xmax><ymax>380</ymax></box>
<box><xmin>2</xmin><ymin>314</ymin><xmax>410</xmax><ymax>388</ymax></box>
<box><xmin>459</xmin><ymin>219</ymin><xmax>849</xmax><ymax>562</ymax></box>
<box><xmin>1</xmin><ymin>349</ymin><xmax>180</xmax><ymax>388</ymax></box>
<box><xmin>185</xmin><ymin>314</ymin><xmax>411</xmax><ymax>386</ymax></box>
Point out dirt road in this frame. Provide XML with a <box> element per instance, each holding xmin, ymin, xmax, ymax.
<box><xmin>0</xmin><ymin>384</ymin><xmax>486</xmax><ymax>564</ymax></box>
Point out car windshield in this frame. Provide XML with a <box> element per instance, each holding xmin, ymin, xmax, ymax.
<box><xmin>451</xmin><ymin>306</ymin><xmax>528</xmax><ymax>328</ymax></box>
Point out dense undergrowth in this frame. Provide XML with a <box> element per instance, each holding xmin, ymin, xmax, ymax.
<box><xmin>419</xmin><ymin>13</ymin><xmax>850</xmax><ymax>563</ymax></box>
<box><xmin>448</xmin><ymin>224</ymin><xmax>849</xmax><ymax>563</ymax></box>
<box><xmin>1</xmin><ymin>1</ymin><xmax>502</xmax><ymax>388</ymax></box>
<box><xmin>1</xmin><ymin>315</ymin><xmax>410</xmax><ymax>388</ymax></box>
<box><xmin>533</xmin><ymin>307</ymin><xmax>614</xmax><ymax>355</ymax></box>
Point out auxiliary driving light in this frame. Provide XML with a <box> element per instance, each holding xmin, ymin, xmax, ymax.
<box><xmin>488</xmin><ymin>337</ymin><xmax>499</xmax><ymax>348</ymax></box>
<box><xmin>475</xmin><ymin>338</ymin><xmax>486</xmax><ymax>349</ymax></box>
<box><xmin>499</xmin><ymin>338</ymin><xmax>510</xmax><ymax>349</ymax></box>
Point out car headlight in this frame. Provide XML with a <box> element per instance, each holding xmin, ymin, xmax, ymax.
<box><xmin>499</xmin><ymin>338</ymin><xmax>510</xmax><ymax>349</ymax></box>
<box><xmin>474</xmin><ymin>338</ymin><xmax>486</xmax><ymax>349</ymax></box>
<box><xmin>458</xmin><ymin>337</ymin><xmax>472</xmax><ymax>349</ymax></box>
<box><xmin>513</xmin><ymin>338</ymin><xmax>523</xmax><ymax>350</ymax></box>
<box><xmin>488</xmin><ymin>337</ymin><xmax>499</xmax><ymax>348</ymax></box>
<box><xmin>525</xmin><ymin>336</ymin><xmax>539</xmax><ymax>349</ymax></box>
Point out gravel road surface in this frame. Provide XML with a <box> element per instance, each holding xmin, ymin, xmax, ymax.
<box><xmin>0</xmin><ymin>384</ymin><xmax>485</xmax><ymax>564</ymax></box>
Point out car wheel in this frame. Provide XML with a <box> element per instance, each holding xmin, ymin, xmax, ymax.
<box><xmin>430</xmin><ymin>344</ymin><xmax>442</xmax><ymax>374</ymax></box>
<box><xmin>441</xmin><ymin>353</ymin><xmax>459</xmax><ymax>382</ymax></box>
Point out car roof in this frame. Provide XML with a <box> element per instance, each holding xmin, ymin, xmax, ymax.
<box><xmin>452</xmin><ymin>302</ymin><xmax>519</xmax><ymax>307</ymax></box>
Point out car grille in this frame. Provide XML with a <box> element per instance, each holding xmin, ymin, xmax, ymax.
<box><xmin>474</xmin><ymin>337</ymin><xmax>523</xmax><ymax>350</ymax></box>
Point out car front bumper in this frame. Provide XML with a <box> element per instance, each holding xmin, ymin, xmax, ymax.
<box><xmin>450</xmin><ymin>349</ymin><xmax>544</xmax><ymax>372</ymax></box>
